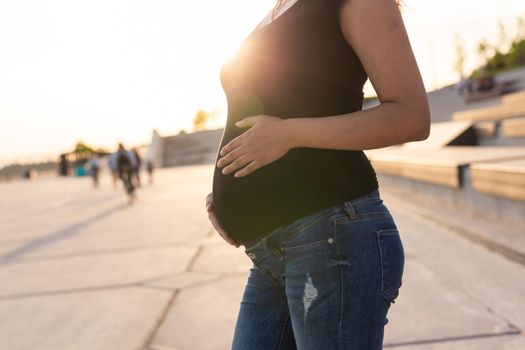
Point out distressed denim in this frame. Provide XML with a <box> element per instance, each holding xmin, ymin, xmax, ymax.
<box><xmin>232</xmin><ymin>189</ymin><xmax>404</xmax><ymax>350</ymax></box>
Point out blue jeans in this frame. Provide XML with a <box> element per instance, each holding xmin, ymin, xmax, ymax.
<box><xmin>232</xmin><ymin>189</ymin><xmax>404</xmax><ymax>350</ymax></box>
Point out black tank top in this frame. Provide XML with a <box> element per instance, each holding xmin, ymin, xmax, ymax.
<box><xmin>212</xmin><ymin>0</ymin><xmax>378</xmax><ymax>242</ymax></box>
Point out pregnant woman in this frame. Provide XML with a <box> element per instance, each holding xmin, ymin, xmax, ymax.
<box><xmin>206</xmin><ymin>0</ymin><xmax>430</xmax><ymax>348</ymax></box>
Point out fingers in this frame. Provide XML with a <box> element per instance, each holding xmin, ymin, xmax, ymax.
<box><xmin>220</xmin><ymin>136</ymin><xmax>243</xmax><ymax>156</ymax></box>
<box><xmin>216</xmin><ymin>147</ymin><xmax>246</xmax><ymax>169</ymax></box>
<box><xmin>232</xmin><ymin>160</ymin><xmax>259</xmax><ymax>178</ymax></box>
<box><xmin>206</xmin><ymin>193</ymin><xmax>213</xmax><ymax>212</ymax></box>
<box><xmin>220</xmin><ymin>154</ymin><xmax>253</xmax><ymax>175</ymax></box>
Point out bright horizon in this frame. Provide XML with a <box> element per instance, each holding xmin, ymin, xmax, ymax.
<box><xmin>1</xmin><ymin>0</ymin><xmax>525</xmax><ymax>166</ymax></box>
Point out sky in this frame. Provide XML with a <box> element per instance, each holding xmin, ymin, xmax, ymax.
<box><xmin>1</xmin><ymin>0</ymin><xmax>525</xmax><ymax>166</ymax></box>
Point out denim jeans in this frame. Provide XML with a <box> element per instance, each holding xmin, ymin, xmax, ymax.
<box><xmin>232</xmin><ymin>189</ymin><xmax>404</xmax><ymax>350</ymax></box>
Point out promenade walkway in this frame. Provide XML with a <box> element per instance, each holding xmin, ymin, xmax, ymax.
<box><xmin>0</xmin><ymin>164</ymin><xmax>524</xmax><ymax>349</ymax></box>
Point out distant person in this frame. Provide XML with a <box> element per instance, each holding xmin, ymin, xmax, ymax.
<box><xmin>146</xmin><ymin>159</ymin><xmax>154</xmax><ymax>185</ymax></box>
<box><xmin>115</xmin><ymin>143</ymin><xmax>136</xmax><ymax>204</ymax></box>
<box><xmin>457</xmin><ymin>79</ymin><xmax>470</xmax><ymax>98</ymax></box>
<box><xmin>107</xmin><ymin>152</ymin><xmax>119</xmax><ymax>188</ymax></box>
<box><xmin>58</xmin><ymin>154</ymin><xmax>68</xmax><ymax>176</ymax></box>
<box><xmin>131</xmin><ymin>147</ymin><xmax>142</xmax><ymax>188</ymax></box>
<box><xmin>87</xmin><ymin>154</ymin><xmax>101</xmax><ymax>188</ymax></box>
<box><xmin>20</xmin><ymin>168</ymin><xmax>32</xmax><ymax>179</ymax></box>
<box><xmin>144</xmin><ymin>146</ymin><xmax>155</xmax><ymax>185</ymax></box>
<box><xmin>465</xmin><ymin>77</ymin><xmax>474</xmax><ymax>93</ymax></box>
<box><xmin>477</xmin><ymin>75</ymin><xmax>495</xmax><ymax>91</ymax></box>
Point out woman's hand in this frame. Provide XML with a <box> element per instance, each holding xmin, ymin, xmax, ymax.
<box><xmin>206</xmin><ymin>192</ymin><xmax>240</xmax><ymax>248</ymax></box>
<box><xmin>216</xmin><ymin>115</ymin><xmax>294</xmax><ymax>178</ymax></box>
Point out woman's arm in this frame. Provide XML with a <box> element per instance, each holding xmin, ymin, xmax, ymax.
<box><xmin>285</xmin><ymin>0</ymin><xmax>430</xmax><ymax>150</ymax></box>
<box><xmin>218</xmin><ymin>0</ymin><xmax>430</xmax><ymax>177</ymax></box>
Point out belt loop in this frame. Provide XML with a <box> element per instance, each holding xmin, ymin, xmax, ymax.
<box><xmin>343</xmin><ymin>201</ymin><xmax>357</xmax><ymax>220</ymax></box>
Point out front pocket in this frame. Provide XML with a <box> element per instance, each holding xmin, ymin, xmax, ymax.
<box><xmin>281</xmin><ymin>216</ymin><xmax>335</xmax><ymax>250</ymax></box>
<box><xmin>375</xmin><ymin>228</ymin><xmax>405</xmax><ymax>303</ymax></box>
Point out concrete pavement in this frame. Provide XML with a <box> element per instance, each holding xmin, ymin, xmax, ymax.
<box><xmin>0</xmin><ymin>164</ymin><xmax>524</xmax><ymax>349</ymax></box>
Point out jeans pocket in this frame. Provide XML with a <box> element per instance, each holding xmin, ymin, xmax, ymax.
<box><xmin>280</xmin><ymin>216</ymin><xmax>335</xmax><ymax>249</ymax></box>
<box><xmin>375</xmin><ymin>228</ymin><xmax>405</xmax><ymax>303</ymax></box>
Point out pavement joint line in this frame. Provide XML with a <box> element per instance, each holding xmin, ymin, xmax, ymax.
<box><xmin>0</xmin><ymin>283</ymin><xmax>138</xmax><ymax>301</ymax></box>
<box><xmin>0</xmin><ymin>274</ymin><xmax>171</xmax><ymax>301</ymax></box>
<box><xmin>7</xmin><ymin>241</ymin><xmax>198</xmax><ymax>265</ymax></box>
<box><xmin>184</xmin><ymin>245</ymin><xmax>204</xmax><ymax>272</ymax></box>
<box><xmin>384</xmin><ymin>194</ymin><xmax>525</xmax><ymax>267</ymax></box>
<box><xmin>140</xmin><ymin>271</ymin><xmax>249</xmax><ymax>293</ymax></box>
<box><xmin>139</xmin><ymin>241</ymin><xmax>207</xmax><ymax>348</ymax></box>
<box><xmin>141</xmin><ymin>289</ymin><xmax>180</xmax><ymax>350</ymax></box>
<box><xmin>472</xmin><ymin>299</ymin><xmax>523</xmax><ymax>335</ymax></box>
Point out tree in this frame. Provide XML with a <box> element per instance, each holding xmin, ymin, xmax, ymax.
<box><xmin>497</xmin><ymin>20</ymin><xmax>509</xmax><ymax>52</ymax></box>
<box><xmin>477</xmin><ymin>39</ymin><xmax>492</xmax><ymax>65</ymax></box>
<box><xmin>74</xmin><ymin>142</ymin><xmax>93</xmax><ymax>154</ymax></box>
<box><xmin>454</xmin><ymin>33</ymin><xmax>466</xmax><ymax>80</ymax></box>
<box><xmin>192</xmin><ymin>109</ymin><xmax>210</xmax><ymax>131</ymax></box>
<box><xmin>468</xmin><ymin>14</ymin><xmax>525</xmax><ymax>79</ymax></box>
<box><xmin>507</xmin><ymin>39</ymin><xmax>525</xmax><ymax>67</ymax></box>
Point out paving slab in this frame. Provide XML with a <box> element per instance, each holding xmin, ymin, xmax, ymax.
<box><xmin>383</xmin><ymin>193</ymin><xmax>525</xmax><ymax>331</ymax></box>
<box><xmin>0</xmin><ymin>287</ymin><xmax>173</xmax><ymax>350</ymax></box>
<box><xmin>0</xmin><ymin>245</ymin><xmax>196</xmax><ymax>299</ymax></box>
<box><xmin>385</xmin><ymin>258</ymin><xmax>518</xmax><ymax>346</ymax></box>
<box><xmin>150</xmin><ymin>275</ymin><xmax>247</xmax><ymax>350</ymax></box>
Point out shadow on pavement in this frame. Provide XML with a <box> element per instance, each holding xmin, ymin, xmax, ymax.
<box><xmin>0</xmin><ymin>203</ymin><xmax>128</xmax><ymax>265</ymax></box>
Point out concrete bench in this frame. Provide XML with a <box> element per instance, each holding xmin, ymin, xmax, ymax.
<box><xmin>476</xmin><ymin>117</ymin><xmax>525</xmax><ymax>140</ymax></box>
<box><xmin>402</xmin><ymin>121</ymin><xmax>475</xmax><ymax>150</ymax></box>
<box><xmin>501</xmin><ymin>91</ymin><xmax>525</xmax><ymax>105</ymax></box>
<box><xmin>452</xmin><ymin>104</ymin><xmax>525</xmax><ymax>140</ymax></box>
<box><xmin>471</xmin><ymin>159</ymin><xmax>525</xmax><ymax>202</ymax></box>
<box><xmin>452</xmin><ymin>104</ymin><xmax>525</xmax><ymax>123</ymax></box>
<box><xmin>365</xmin><ymin>146</ymin><xmax>525</xmax><ymax>188</ymax></box>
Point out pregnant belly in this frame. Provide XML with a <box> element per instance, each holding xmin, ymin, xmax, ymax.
<box><xmin>211</xmin><ymin>147</ymin><xmax>296</xmax><ymax>228</ymax></box>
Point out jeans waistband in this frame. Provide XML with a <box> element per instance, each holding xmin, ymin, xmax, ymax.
<box><xmin>242</xmin><ymin>189</ymin><xmax>380</xmax><ymax>249</ymax></box>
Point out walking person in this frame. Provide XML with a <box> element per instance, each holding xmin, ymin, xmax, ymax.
<box><xmin>207</xmin><ymin>0</ymin><xmax>430</xmax><ymax>349</ymax></box>
<box><xmin>131</xmin><ymin>147</ymin><xmax>142</xmax><ymax>188</ymax></box>
<box><xmin>145</xmin><ymin>150</ymin><xmax>155</xmax><ymax>185</ymax></box>
<box><xmin>115</xmin><ymin>143</ymin><xmax>137</xmax><ymax>204</ymax></box>
<box><xmin>87</xmin><ymin>154</ymin><xmax>101</xmax><ymax>188</ymax></box>
<box><xmin>108</xmin><ymin>152</ymin><xmax>119</xmax><ymax>189</ymax></box>
<box><xmin>146</xmin><ymin>159</ymin><xmax>154</xmax><ymax>185</ymax></box>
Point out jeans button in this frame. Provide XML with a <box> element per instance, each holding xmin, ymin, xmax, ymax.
<box><xmin>248</xmin><ymin>252</ymin><xmax>256</xmax><ymax>259</ymax></box>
